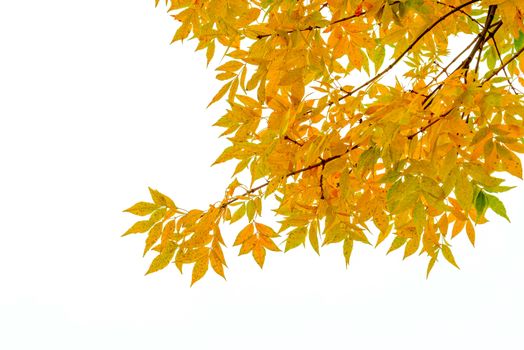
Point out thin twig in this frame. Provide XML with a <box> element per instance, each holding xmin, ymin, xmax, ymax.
<box><xmin>482</xmin><ymin>45</ymin><xmax>524</xmax><ymax>83</ymax></box>
<box><xmin>220</xmin><ymin>144</ymin><xmax>359</xmax><ymax>208</ymax></box>
<box><xmin>339</xmin><ymin>0</ymin><xmax>481</xmax><ymax>100</ymax></box>
<box><xmin>255</xmin><ymin>12</ymin><xmax>367</xmax><ymax>39</ymax></box>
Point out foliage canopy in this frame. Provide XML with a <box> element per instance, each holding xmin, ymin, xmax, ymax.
<box><xmin>124</xmin><ymin>0</ymin><xmax>524</xmax><ymax>285</ymax></box>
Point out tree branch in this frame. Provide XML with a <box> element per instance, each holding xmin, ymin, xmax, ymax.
<box><xmin>255</xmin><ymin>11</ymin><xmax>367</xmax><ymax>39</ymax></box>
<box><xmin>220</xmin><ymin>144</ymin><xmax>359</xmax><ymax>208</ymax></box>
<box><xmin>482</xmin><ymin>45</ymin><xmax>524</xmax><ymax>83</ymax></box>
<box><xmin>338</xmin><ymin>0</ymin><xmax>481</xmax><ymax>100</ymax></box>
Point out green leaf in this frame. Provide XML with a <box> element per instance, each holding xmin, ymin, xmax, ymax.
<box><xmin>474</xmin><ymin>190</ymin><xmax>487</xmax><ymax>220</ymax></box>
<box><xmin>514</xmin><ymin>30</ymin><xmax>524</xmax><ymax>51</ymax></box>
<box><xmin>485</xmin><ymin>193</ymin><xmax>510</xmax><ymax>222</ymax></box>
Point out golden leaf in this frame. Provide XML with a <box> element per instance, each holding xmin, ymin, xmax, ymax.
<box><xmin>191</xmin><ymin>256</ymin><xmax>209</xmax><ymax>286</ymax></box>
<box><xmin>252</xmin><ymin>242</ymin><xmax>266</xmax><ymax>268</ymax></box>
<box><xmin>146</xmin><ymin>241</ymin><xmax>177</xmax><ymax>275</ymax></box>
<box><xmin>123</xmin><ymin>202</ymin><xmax>159</xmax><ymax>216</ymax></box>
<box><xmin>441</xmin><ymin>245</ymin><xmax>460</xmax><ymax>269</ymax></box>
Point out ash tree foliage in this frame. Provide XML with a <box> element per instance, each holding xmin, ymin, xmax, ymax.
<box><xmin>123</xmin><ymin>0</ymin><xmax>524</xmax><ymax>285</ymax></box>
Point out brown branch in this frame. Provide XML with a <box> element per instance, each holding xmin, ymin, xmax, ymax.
<box><xmin>407</xmin><ymin>108</ymin><xmax>455</xmax><ymax>140</ymax></box>
<box><xmin>461</xmin><ymin>5</ymin><xmax>497</xmax><ymax>72</ymax></box>
<box><xmin>255</xmin><ymin>12</ymin><xmax>367</xmax><ymax>39</ymax></box>
<box><xmin>490</xmin><ymin>30</ymin><xmax>521</xmax><ymax>94</ymax></box>
<box><xmin>436</xmin><ymin>1</ymin><xmax>483</xmax><ymax>28</ymax></box>
<box><xmin>337</xmin><ymin>0</ymin><xmax>481</xmax><ymax>101</ymax></box>
<box><xmin>422</xmin><ymin>18</ymin><xmax>501</xmax><ymax>109</ymax></box>
<box><xmin>284</xmin><ymin>135</ymin><xmax>304</xmax><ymax>146</ymax></box>
<box><xmin>220</xmin><ymin>144</ymin><xmax>359</xmax><ymax>208</ymax></box>
<box><xmin>482</xmin><ymin>45</ymin><xmax>524</xmax><ymax>83</ymax></box>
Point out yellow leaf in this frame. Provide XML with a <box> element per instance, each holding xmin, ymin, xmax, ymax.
<box><xmin>233</xmin><ymin>223</ymin><xmax>254</xmax><ymax>246</ymax></box>
<box><xmin>403</xmin><ymin>237</ymin><xmax>420</xmax><ymax>259</ymax></box>
<box><xmin>387</xmin><ymin>236</ymin><xmax>407</xmax><ymax>254</ymax></box>
<box><xmin>207</xmin><ymin>81</ymin><xmax>232</xmax><ymax>107</ymax></box>
<box><xmin>343</xmin><ymin>238</ymin><xmax>353</xmax><ymax>267</ymax></box>
<box><xmin>255</xmin><ymin>222</ymin><xmax>278</xmax><ymax>237</ymax></box>
<box><xmin>216</xmin><ymin>60</ymin><xmax>243</xmax><ymax>72</ymax></box>
<box><xmin>210</xmin><ymin>250</ymin><xmax>226</xmax><ymax>279</ymax></box>
<box><xmin>252</xmin><ymin>242</ymin><xmax>266</xmax><ymax>268</ymax></box>
<box><xmin>465</xmin><ymin>220</ymin><xmax>475</xmax><ymax>246</ymax></box>
<box><xmin>230</xmin><ymin>203</ymin><xmax>245</xmax><ymax>223</ymax></box>
<box><xmin>123</xmin><ymin>202</ymin><xmax>159</xmax><ymax>216</ymax></box>
<box><xmin>148</xmin><ymin>187</ymin><xmax>176</xmax><ymax>209</ymax></box>
<box><xmin>191</xmin><ymin>256</ymin><xmax>209</xmax><ymax>286</ymax></box>
<box><xmin>178</xmin><ymin>247</ymin><xmax>209</xmax><ymax>263</ymax></box>
<box><xmin>123</xmin><ymin>220</ymin><xmax>154</xmax><ymax>236</ymax></box>
<box><xmin>426</xmin><ymin>253</ymin><xmax>438</xmax><ymax>279</ymax></box>
<box><xmin>309</xmin><ymin>221</ymin><xmax>320</xmax><ymax>255</ymax></box>
<box><xmin>144</xmin><ymin>222</ymin><xmax>163</xmax><ymax>256</ymax></box>
<box><xmin>451</xmin><ymin>219</ymin><xmax>465</xmax><ymax>238</ymax></box>
<box><xmin>239</xmin><ymin>235</ymin><xmax>257</xmax><ymax>255</ymax></box>
<box><xmin>259</xmin><ymin>235</ymin><xmax>280</xmax><ymax>252</ymax></box>
<box><xmin>498</xmin><ymin>145</ymin><xmax>523</xmax><ymax>178</ymax></box>
<box><xmin>455</xmin><ymin>170</ymin><xmax>473</xmax><ymax>211</ymax></box>
<box><xmin>441</xmin><ymin>245</ymin><xmax>460</xmax><ymax>269</ymax></box>
<box><xmin>285</xmin><ymin>227</ymin><xmax>307</xmax><ymax>251</ymax></box>
<box><xmin>146</xmin><ymin>241</ymin><xmax>177</xmax><ymax>275</ymax></box>
<box><xmin>206</xmin><ymin>40</ymin><xmax>215</xmax><ymax>66</ymax></box>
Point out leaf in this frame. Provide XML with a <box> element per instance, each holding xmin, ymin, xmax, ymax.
<box><xmin>148</xmin><ymin>188</ymin><xmax>176</xmax><ymax>209</ymax></box>
<box><xmin>216</xmin><ymin>60</ymin><xmax>243</xmax><ymax>72</ymax></box>
<box><xmin>246</xmin><ymin>200</ymin><xmax>256</xmax><ymax>222</ymax></box>
<box><xmin>146</xmin><ymin>241</ymin><xmax>177</xmax><ymax>275</ymax></box>
<box><xmin>387</xmin><ymin>236</ymin><xmax>407</xmax><ymax>254</ymax></box>
<box><xmin>455</xmin><ymin>170</ymin><xmax>473</xmax><ymax>211</ymax></box>
<box><xmin>123</xmin><ymin>220</ymin><xmax>154</xmax><ymax>236</ymax></box>
<box><xmin>239</xmin><ymin>235</ymin><xmax>257</xmax><ymax>255</ymax></box>
<box><xmin>191</xmin><ymin>256</ymin><xmax>209</xmax><ymax>286</ymax></box>
<box><xmin>259</xmin><ymin>235</ymin><xmax>280</xmax><ymax>252</ymax></box>
<box><xmin>206</xmin><ymin>40</ymin><xmax>215</xmax><ymax>66</ymax></box>
<box><xmin>255</xmin><ymin>222</ymin><xmax>278</xmax><ymax>237</ymax></box>
<box><xmin>309</xmin><ymin>221</ymin><xmax>320</xmax><ymax>255</ymax></box>
<box><xmin>441</xmin><ymin>245</ymin><xmax>460</xmax><ymax>269</ymax></box>
<box><xmin>207</xmin><ymin>81</ymin><xmax>232</xmax><ymax>107</ymax></box>
<box><xmin>474</xmin><ymin>190</ymin><xmax>488</xmax><ymax>220</ymax></box>
<box><xmin>144</xmin><ymin>222</ymin><xmax>163</xmax><ymax>255</ymax></box>
<box><xmin>124</xmin><ymin>202</ymin><xmax>159</xmax><ymax>216</ymax></box>
<box><xmin>233</xmin><ymin>223</ymin><xmax>254</xmax><ymax>246</ymax></box>
<box><xmin>210</xmin><ymin>250</ymin><xmax>225</xmax><ymax>279</ymax></box>
<box><xmin>343</xmin><ymin>238</ymin><xmax>353</xmax><ymax>267</ymax></box>
<box><xmin>426</xmin><ymin>253</ymin><xmax>438</xmax><ymax>279</ymax></box>
<box><xmin>285</xmin><ymin>227</ymin><xmax>308</xmax><ymax>252</ymax></box>
<box><xmin>230</xmin><ymin>203</ymin><xmax>246</xmax><ymax>223</ymax></box>
<box><xmin>403</xmin><ymin>237</ymin><xmax>420</xmax><ymax>259</ymax></box>
<box><xmin>485</xmin><ymin>193</ymin><xmax>510</xmax><ymax>222</ymax></box>
<box><xmin>465</xmin><ymin>220</ymin><xmax>475</xmax><ymax>247</ymax></box>
<box><xmin>252</xmin><ymin>243</ymin><xmax>266</xmax><ymax>268</ymax></box>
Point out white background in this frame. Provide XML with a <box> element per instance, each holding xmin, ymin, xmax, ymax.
<box><xmin>1</xmin><ymin>1</ymin><xmax>523</xmax><ymax>349</ymax></box>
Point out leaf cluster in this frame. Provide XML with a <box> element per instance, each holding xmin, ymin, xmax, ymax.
<box><xmin>125</xmin><ymin>0</ymin><xmax>524</xmax><ymax>284</ymax></box>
